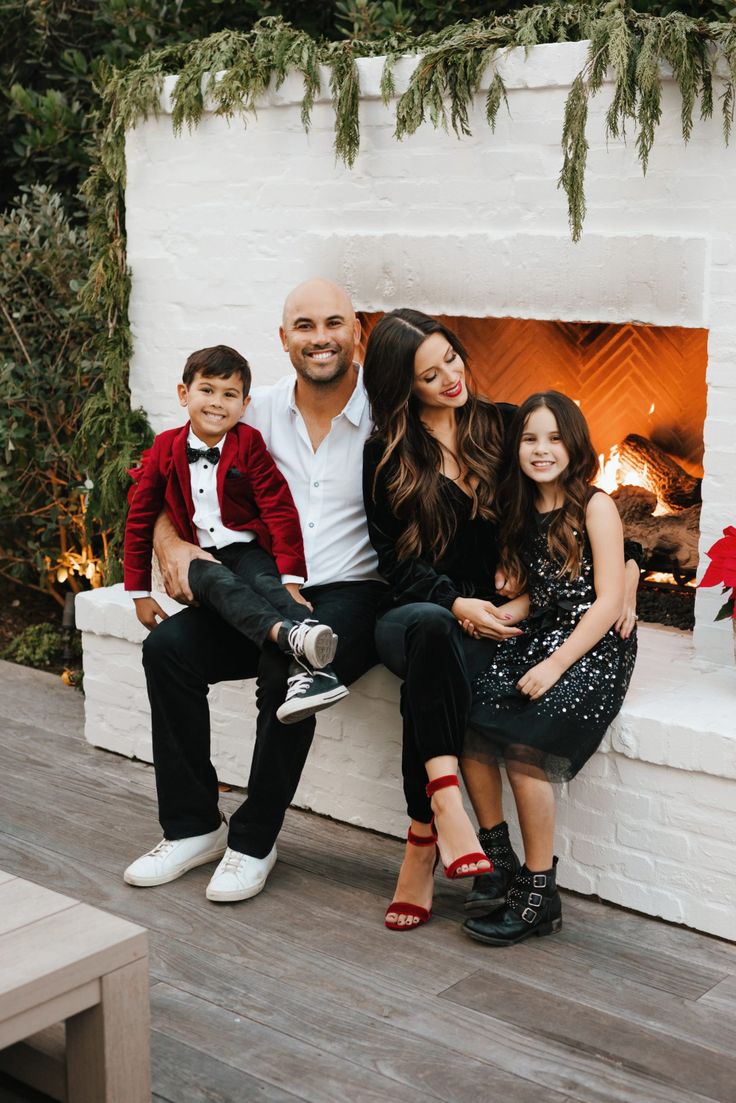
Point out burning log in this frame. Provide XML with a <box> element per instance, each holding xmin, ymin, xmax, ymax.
<box><xmin>611</xmin><ymin>485</ymin><xmax>700</xmax><ymax>570</ymax></box>
<box><xmin>618</xmin><ymin>435</ymin><xmax>701</xmax><ymax>512</ymax></box>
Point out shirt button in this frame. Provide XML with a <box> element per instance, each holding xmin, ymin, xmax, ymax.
<box><xmin>308</xmin><ymin>522</ymin><xmax>315</xmax><ymax>528</ymax></box>
<box><xmin>203</xmin><ymin>465</ymin><xmax>208</xmax><ymax>470</ymax></box>
<box><xmin>199</xmin><ymin>489</ymin><xmax>203</xmax><ymax>493</ymax></box>
<box><xmin>313</xmin><ymin>481</ymin><xmax>319</xmax><ymax>487</ymax></box>
<box><xmin>209</xmin><ymin>527</ymin><xmax>214</xmax><ymax>532</ymax></box>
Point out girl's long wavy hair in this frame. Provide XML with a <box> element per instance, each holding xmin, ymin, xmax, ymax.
<box><xmin>362</xmin><ymin>308</ymin><xmax>504</xmax><ymax>562</ymax></box>
<box><xmin>500</xmin><ymin>391</ymin><xmax>598</xmax><ymax>587</ymax></box>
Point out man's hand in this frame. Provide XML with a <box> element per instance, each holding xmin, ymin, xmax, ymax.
<box><xmin>615</xmin><ymin>559</ymin><xmax>641</xmax><ymax>639</ymax></box>
<box><xmin>283</xmin><ymin>582</ymin><xmax>314</xmax><ymax>613</ymax></box>
<box><xmin>134</xmin><ymin>596</ymin><xmax>169</xmax><ymax>631</ymax></box>
<box><xmin>153</xmin><ymin>514</ymin><xmax>215</xmax><ymax>602</ymax></box>
<box><xmin>451</xmin><ymin>597</ymin><xmax>524</xmax><ymax>641</ymax></box>
<box><xmin>517</xmin><ymin>655</ymin><xmax>565</xmax><ymax>700</ymax></box>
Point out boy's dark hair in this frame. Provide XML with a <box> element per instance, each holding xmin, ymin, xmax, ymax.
<box><xmin>182</xmin><ymin>345</ymin><xmax>251</xmax><ymax>395</ymax></box>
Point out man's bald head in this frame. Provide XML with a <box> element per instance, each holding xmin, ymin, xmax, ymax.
<box><xmin>281</xmin><ymin>278</ymin><xmax>356</xmax><ymax>330</ymax></box>
<box><xmin>280</xmin><ymin>278</ymin><xmax>360</xmax><ymax>387</ymax></box>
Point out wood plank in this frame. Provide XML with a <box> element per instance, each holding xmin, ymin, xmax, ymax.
<box><xmin>66</xmin><ymin>959</ymin><xmax>150</xmax><ymax>1103</ymax></box>
<box><xmin>0</xmin><ymin>904</ymin><xmax>147</xmax><ymax>1014</ymax></box>
<box><xmin>441</xmin><ymin>969</ymin><xmax>736</xmax><ymax>1103</ymax></box>
<box><xmin>696</xmin><ymin>974</ymin><xmax>736</xmax><ymax>1014</ymax></box>
<box><xmin>0</xmin><ymin>979</ymin><xmax>98</xmax><ymax>1052</ymax></box>
<box><xmin>149</xmin><ymin>922</ymin><xmax>575</xmax><ymax>1103</ymax></box>
<box><xmin>150</xmin><ymin>1029</ymin><xmax>309</xmax><ymax>1103</ymax></box>
<box><xmin>151</xmin><ymin>981</ymin><xmax>479</xmax><ymax>1103</ymax></box>
<box><xmin>0</xmin><ymin>879</ymin><xmax>78</xmax><ymax>938</ymax></box>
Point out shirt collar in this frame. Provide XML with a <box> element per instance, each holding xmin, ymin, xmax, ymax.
<box><xmin>287</xmin><ymin>364</ymin><xmax>367</xmax><ymax>427</ymax></box>
<box><xmin>187</xmin><ymin>427</ymin><xmax>225</xmax><ymax>452</ymax></box>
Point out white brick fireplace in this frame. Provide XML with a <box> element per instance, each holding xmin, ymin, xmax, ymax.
<box><xmin>77</xmin><ymin>41</ymin><xmax>736</xmax><ymax>939</ymax></box>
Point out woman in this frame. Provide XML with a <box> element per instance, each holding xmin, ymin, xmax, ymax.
<box><xmin>362</xmin><ymin>309</ymin><xmax>521</xmax><ymax>931</ymax></box>
<box><xmin>362</xmin><ymin>309</ymin><xmax>640</xmax><ymax>933</ymax></box>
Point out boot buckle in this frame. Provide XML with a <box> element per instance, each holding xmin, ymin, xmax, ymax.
<box><xmin>528</xmin><ymin>892</ymin><xmax>543</xmax><ymax>907</ymax></box>
<box><xmin>532</xmin><ymin>873</ymin><xmax>547</xmax><ymax>888</ymax></box>
<box><xmin>521</xmin><ymin>907</ymin><xmax>537</xmax><ymax>924</ymax></box>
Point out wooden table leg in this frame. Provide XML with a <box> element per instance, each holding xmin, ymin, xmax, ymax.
<box><xmin>65</xmin><ymin>958</ymin><xmax>150</xmax><ymax>1103</ymax></box>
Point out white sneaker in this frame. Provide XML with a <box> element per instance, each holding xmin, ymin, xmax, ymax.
<box><xmin>124</xmin><ymin>822</ymin><xmax>228</xmax><ymax>886</ymax></box>
<box><xmin>206</xmin><ymin>845</ymin><xmax>277</xmax><ymax>903</ymax></box>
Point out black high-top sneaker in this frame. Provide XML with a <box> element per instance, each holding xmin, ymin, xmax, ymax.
<box><xmin>462</xmin><ymin>858</ymin><xmax>562</xmax><ymax>946</ymax></box>
<box><xmin>464</xmin><ymin>821</ymin><xmax>521</xmax><ymax>916</ymax></box>
<box><xmin>275</xmin><ymin>659</ymin><xmax>349</xmax><ymax>725</ymax></box>
<box><xmin>276</xmin><ymin>618</ymin><xmax>338</xmax><ymax>669</ymax></box>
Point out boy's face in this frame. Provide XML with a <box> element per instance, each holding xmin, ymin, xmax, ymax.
<box><xmin>177</xmin><ymin>371</ymin><xmax>250</xmax><ymax>446</ymax></box>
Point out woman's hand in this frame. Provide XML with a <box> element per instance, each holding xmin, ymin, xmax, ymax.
<box><xmin>517</xmin><ymin>655</ymin><xmax>565</xmax><ymax>700</ymax></box>
<box><xmin>451</xmin><ymin>597</ymin><xmax>524</xmax><ymax>640</ymax></box>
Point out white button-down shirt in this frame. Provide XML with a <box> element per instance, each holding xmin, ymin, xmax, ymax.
<box><xmin>244</xmin><ymin>368</ymin><xmax>381</xmax><ymax>589</ymax></box>
<box><xmin>187</xmin><ymin>430</ymin><xmax>257</xmax><ymax>550</ymax></box>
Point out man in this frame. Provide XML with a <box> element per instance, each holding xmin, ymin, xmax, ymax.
<box><xmin>124</xmin><ymin>278</ymin><xmax>387</xmax><ymax>902</ymax></box>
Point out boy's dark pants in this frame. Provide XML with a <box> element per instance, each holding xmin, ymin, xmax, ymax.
<box><xmin>141</xmin><ymin>573</ymin><xmax>387</xmax><ymax>858</ymax></box>
<box><xmin>187</xmin><ymin>541</ymin><xmax>314</xmax><ymax>649</ymax></box>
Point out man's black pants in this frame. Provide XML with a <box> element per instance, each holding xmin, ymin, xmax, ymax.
<box><xmin>142</xmin><ymin>579</ymin><xmax>387</xmax><ymax>857</ymax></box>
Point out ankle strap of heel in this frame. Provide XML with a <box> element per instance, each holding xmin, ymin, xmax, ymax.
<box><xmin>425</xmin><ymin>774</ymin><xmax>459</xmax><ymax>799</ymax></box>
<box><xmin>407</xmin><ymin>826</ymin><xmax>438</xmax><ymax>846</ymax></box>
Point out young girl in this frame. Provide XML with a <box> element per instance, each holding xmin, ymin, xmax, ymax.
<box><xmin>462</xmin><ymin>390</ymin><xmax>637</xmax><ymax>946</ymax></box>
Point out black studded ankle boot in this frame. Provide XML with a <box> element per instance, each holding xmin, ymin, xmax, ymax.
<box><xmin>462</xmin><ymin>858</ymin><xmax>562</xmax><ymax>946</ymax></box>
<box><xmin>464</xmin><ymin>821</ymin><xmax>521</xmax><ymax>917</ymax></box>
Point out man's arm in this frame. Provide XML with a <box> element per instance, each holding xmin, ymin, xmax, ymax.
<box><xmin>152</xmin><ymin>513</ymin><xmax>216</xmax><ymax>603</ymax></box>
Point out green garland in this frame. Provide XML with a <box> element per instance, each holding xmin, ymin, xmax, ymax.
<box><xmin>81</xmin><ymin>2</ymin><xmax>736</xmax><ymax>577</ymax></box>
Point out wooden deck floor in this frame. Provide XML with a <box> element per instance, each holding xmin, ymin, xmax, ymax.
<box><xmin>1</xmin><ymin>658</ymin><xmax>735</xmax><ymax>1103</ymax></box>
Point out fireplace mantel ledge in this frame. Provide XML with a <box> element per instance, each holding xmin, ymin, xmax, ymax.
<box><xmin>76</xmin><ymin>585</ymin><xmax>736</xmax><ymax>784</ymax></box>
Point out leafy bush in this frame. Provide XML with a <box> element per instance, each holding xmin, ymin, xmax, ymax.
<box><xmin>2</xmin><ymin>623</ymin><xmax>64</xmax><ymax>668</ymax></box>
<box><xmin>0</xmin><ymin>186</ymin><xmax>146</xmax><ymax>598</ymax></box>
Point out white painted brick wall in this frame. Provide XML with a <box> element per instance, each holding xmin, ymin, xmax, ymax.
<box><xmin>79</xmin><ymin>41</ymin><xmax>736</xmax><ymax>940</ymax></box>
<box><xmin>78</xmin><ymin>586</ymin><xmax>736</xmax><ymax>941</ymax></box>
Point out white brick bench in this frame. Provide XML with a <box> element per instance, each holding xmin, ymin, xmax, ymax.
<box><xmin>77</xmin><ymin>585</ymin><xmax>736</xmax><ymax>941</ymax></box>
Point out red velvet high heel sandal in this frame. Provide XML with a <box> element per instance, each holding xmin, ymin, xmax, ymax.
<box><xmin>384</xmin><ymin>826</ymin><xmax>439</xmax><ymax>931</ymax></box>
<box><xmin>426</xmin><ymin>774</ymin><xmax>493</xmax><ymax>880</ymax></box>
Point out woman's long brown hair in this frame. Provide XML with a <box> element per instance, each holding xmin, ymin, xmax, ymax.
<box><xmin>362</xmin><ymin>309</ymin><xmax>505</xmax><ymax>562</ymax></box>
<box><xmin>499</xmin><ymin>391</ymin><xmax>598</xmax><ymax>587</ymax></box>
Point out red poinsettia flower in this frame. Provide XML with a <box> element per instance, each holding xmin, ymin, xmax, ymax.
<box><xmin>699</xmin><ymin>525</ymin><xmax>736</xmax><ymax>620</ymax></box>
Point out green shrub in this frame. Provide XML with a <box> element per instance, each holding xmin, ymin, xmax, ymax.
<box><xmin>0</xmin><ymin>185</ymin><xmax>144</xmax><ymax>598</ymax></box>
<box><xmin>2</xmin><ymin>623</ymin><xmax>64</xmax><ymax>668</ymax></box>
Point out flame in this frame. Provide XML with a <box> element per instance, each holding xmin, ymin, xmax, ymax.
<box><xmin>644</xmin><ymin>572</ymin><xmax>697</xmax><ymax>588</ymax></box>
<box><xmin>594</xmin><ymin>447</ymin><xmax>670</xmax><ymax>516</ymax></box>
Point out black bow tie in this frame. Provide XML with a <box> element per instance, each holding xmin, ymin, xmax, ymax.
<box><xmin>186</xmin><ymin>444</ymin><xmax>221</xmax><ymax>465</ymax></box>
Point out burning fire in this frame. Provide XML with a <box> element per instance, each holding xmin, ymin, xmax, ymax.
<box><xmin>594</xmin><ymin>446</ymin><xmax>669</xmax><ymax>516</ymax></box>
<box><xmin>644</xmin><ymin>571</ymin><xmax>697</xmax><ymax>587</ymax></box>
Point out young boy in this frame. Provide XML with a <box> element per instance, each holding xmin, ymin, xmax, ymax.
<box><xmin>124</xmin><ymin>344</ymin><xmax>348</xmax><ymax>723</ymax></box>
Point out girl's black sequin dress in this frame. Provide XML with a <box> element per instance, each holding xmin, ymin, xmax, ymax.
<box><xmin>466</xmin><ymin>507</ymin><xmax>637</xmax><ymax>782</ymax></box>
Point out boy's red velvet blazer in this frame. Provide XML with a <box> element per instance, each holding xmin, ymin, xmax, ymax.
<box><xmin>124</xmin><ymin>422</ymin><xmax>307</xmax><ymax>591</ymax></box>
